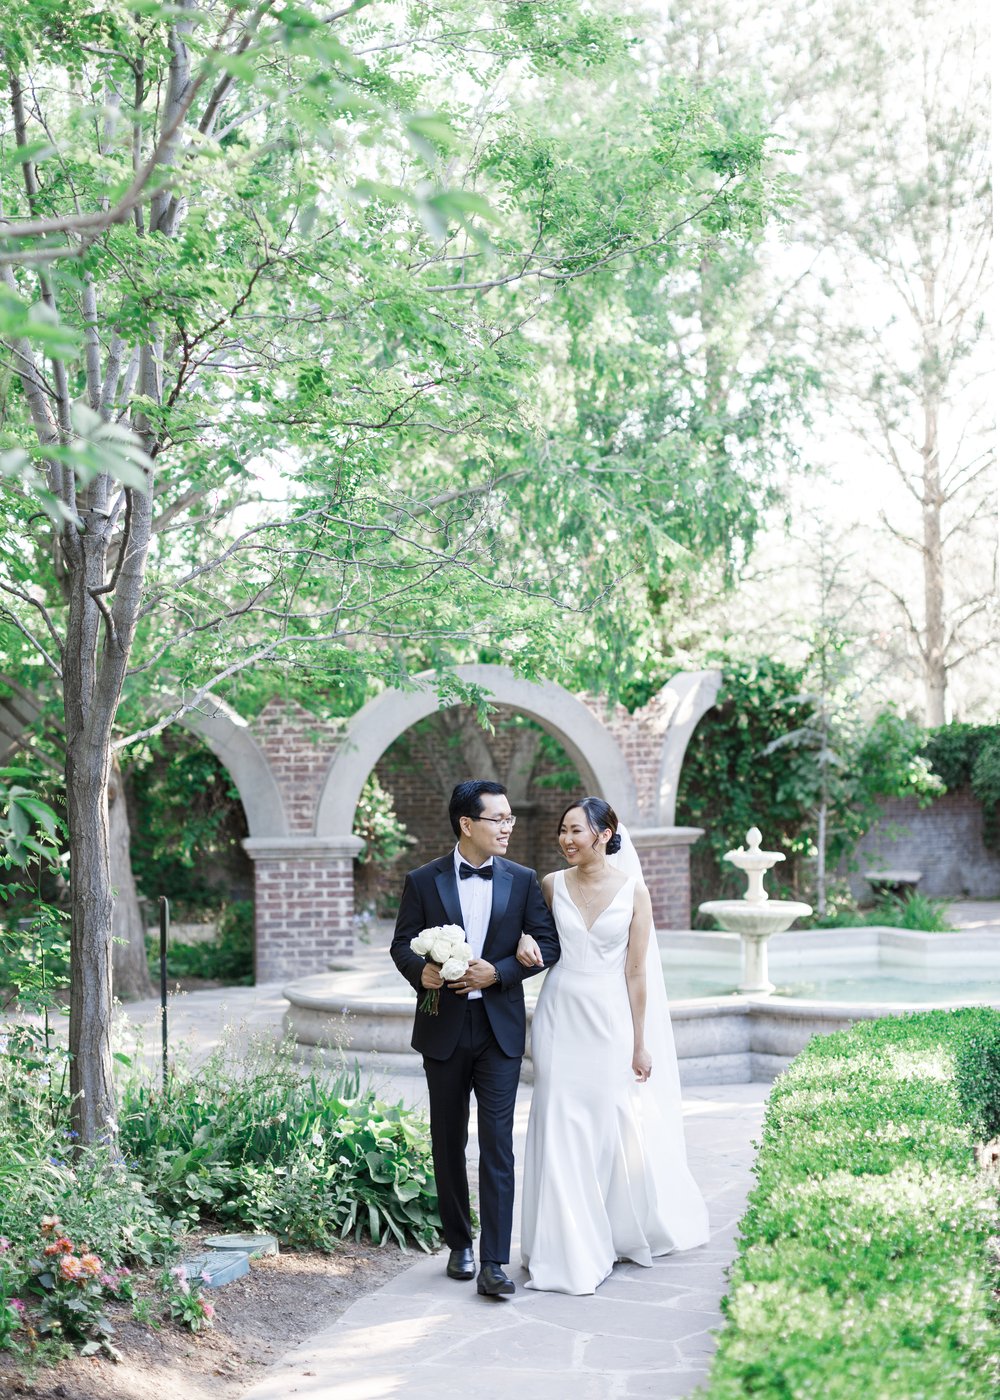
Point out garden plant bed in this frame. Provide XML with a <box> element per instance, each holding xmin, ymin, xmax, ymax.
<box><xmin>0</xmin><ymin>1237</ymin><xmax>412</xmax><ymax>1399</ymax></box>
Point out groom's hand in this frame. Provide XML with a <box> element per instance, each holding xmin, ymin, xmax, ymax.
<box><xmin>420</xmin><ymin>962</ymin><xmax>444</xmax><ymax>990</ymax></box>
<box><xmin>448</xmin><ymin>958</ymin><xmax>496</xmax><ymax>994</ymax></box>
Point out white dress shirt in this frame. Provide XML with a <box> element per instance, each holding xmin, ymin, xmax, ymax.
<box><xmin>454</xmin><ymin>845</ymin><xmax>494</xmax><ymax>1001</ymax></box>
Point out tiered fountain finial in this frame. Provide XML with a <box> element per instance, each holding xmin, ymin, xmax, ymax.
<box><xmin>698</xmin><ymin>827</ymin><xmax>811</xmax><ymax>995</ymax></box>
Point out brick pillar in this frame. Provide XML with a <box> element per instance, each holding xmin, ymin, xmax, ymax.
<box><xmin>631</xmin><ymin>827</ymin><xmax>703</xmax><ymax>929</ymax></box>
<box><xmin>243</xmin><ymin>836</ymin><xmax>364</xmax><ymax>982</ymax></box>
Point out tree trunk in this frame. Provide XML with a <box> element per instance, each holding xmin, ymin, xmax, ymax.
<box><xmin>66</xmin><ymin>733</ymin><xmax>117</xmax><ymax>1144</ymax></box>
<box><xmin>816</xmin><ymin>801</ymin><xmax>827</xmax><ymax>916</ymax></box>
<box><xmin>922</xmin><ymin>400</ymin><xmax>947</xmax><ymax>726</ymax></box>
<box><xmin>108</xmin><ymin>757</ymin><xmax>152</xmax><ymax>1000</ymax></box>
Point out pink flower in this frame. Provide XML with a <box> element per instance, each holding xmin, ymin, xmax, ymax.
<box><xmin>78</xmin><ymin>1253</ymin><xmax>102</xmax><ymax>1277</ymax></box>
<box><xmin>116</xmin><ymin>1266</ymin><xmax>131</xmax><ymax>1278</ymax></box>
<box><xmin>201</xmin><ymin>1299</ymin><xmax>215</xmax><ymax>1320</ymax></box>
<box><xmin>100</xmin><ymin>1274</ymin><xmax>116</xmax><ymax>1288</ymax></box>
<box><xmin>200</xmin><ymin>1270</ymin><xmax>211</xmax><ymax>1284</ymax></box>
<box><xmin>0</xmin><ymin>1237</ymin><xmax>10</xmax><ymax>1253</ymax></box>
<box><xmin>10</xmin><ymin>1299</ymin><xmax>25</xmax><ymax>1314</ymax></box>
<box><xmin>59</xmin><ymin>1255</ymin><xmax>83</xmax><ymax>1281</ymax></box>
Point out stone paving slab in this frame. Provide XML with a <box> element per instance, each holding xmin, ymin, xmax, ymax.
<box><xmin>241</xmin><ymin>1082</ymin><xmax>769</xmax><ymax>1400</ymax></box>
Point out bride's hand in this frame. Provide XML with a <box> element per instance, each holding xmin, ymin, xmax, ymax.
<box><xmin>632</xmin><ymin>1047</ymin><xmax>652</xmax><ymax>1083</ymax></box>
<box><xmin>516</xmin><ymin>934</ymin><xmax>543</xmax><ymax>968</ymax></box>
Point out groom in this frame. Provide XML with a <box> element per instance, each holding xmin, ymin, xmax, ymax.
<box><xmin>390</xmin><ymin>779</ymin><xmax>559</xmax><ymax>1297</ymax></box>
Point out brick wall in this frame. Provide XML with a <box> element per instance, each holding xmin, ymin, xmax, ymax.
<box><xmin>633</xmin><ymin>841</ymin><xmax>694</xmax><ymax>929</ymax></box>
<box><xmin>583</xmin><ymin>690</ymin><xmax>677</xmax><ymax>821</ymax></box>
<box><xmin>253</xmin><ymin>697</ymin><xmax>344</xmax><ymax>834</ymax></box>
<box><xmin>254</xmin><ymin>852</ymin><xmax>355</xmax><ymax>981</ymax></box>
<box><xmin>851</xmin><ymin>787</ymin><xmax>1000</xmax><ymax>899</ymax></box>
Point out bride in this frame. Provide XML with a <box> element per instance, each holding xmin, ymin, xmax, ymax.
<box><xmin>516</xmin><ymin>796</ymin><xmax>709</xmax><ymax>1295</ymax></box>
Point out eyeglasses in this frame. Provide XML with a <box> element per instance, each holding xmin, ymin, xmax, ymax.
<box><xmin>472</xmin><ymin>815</ymin><xmax>517</xmax><ymax>830</ymax></box>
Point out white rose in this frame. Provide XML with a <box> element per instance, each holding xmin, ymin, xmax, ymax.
<box><xmin>439</xmin><ymin>924</ymin><xmax>465</xmax><ymax>944</ymax></box>
<box><xmin>430</xmin><ymin>935</ymin><xmax>457</xmax><ymax>964</ymax></box>
<box><xmin>440</xmin><ymin>955</ymin><xmax>470</xmax><ymax>983</ymax></box>
<box><xmin>410</xmin><ymin>931</ymin><xmax>435</xmax><ymax>956</ymax></box>
<box><xmin>457</xmin><ymin>942</ymin><xmax>474</xmax><ymax>962</ymax></box>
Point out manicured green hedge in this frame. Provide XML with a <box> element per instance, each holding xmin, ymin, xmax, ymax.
<box><xmin>705</xmin><ymin>1010</ymin><xmax>1000</xmax><ymax>1399</ymax></box>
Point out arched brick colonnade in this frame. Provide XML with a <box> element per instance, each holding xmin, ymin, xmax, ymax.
<box><xmin>0</xmin><ymin>667</ymin><xmax>722</xmax><ymax>982</ymax></box>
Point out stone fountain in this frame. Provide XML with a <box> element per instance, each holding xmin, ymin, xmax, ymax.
<box><xmin>698</xmin><ymin>827</ymin><xmax>812</xmax><ymax>994</ymax></box>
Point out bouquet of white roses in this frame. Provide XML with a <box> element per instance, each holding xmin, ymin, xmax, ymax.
<box><xmin>410</xmin><ymin>924</ymin><xmax>474</xmax><ymax>1014</ymax></box>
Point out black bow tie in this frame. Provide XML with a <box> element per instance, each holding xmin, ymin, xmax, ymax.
<box><xmin>459</xmin><ymin>862</ymin><xmax>493</xmax><ymax>881</ymax></box>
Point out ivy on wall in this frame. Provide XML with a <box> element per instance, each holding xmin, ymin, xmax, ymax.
<box><xmin>923</xmin><ymin>724</ymin><xmax>1000</xmax><ymax>849</ymax></box>
<box><xmin>676</xmin><ymin>659</ymin><xmax>940</xmax><ymax>911</ymax></box>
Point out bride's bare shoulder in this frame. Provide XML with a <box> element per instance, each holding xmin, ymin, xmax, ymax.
<box><xmin>540</xmin><ymin>870</ymin><xmax>558</xmax><ymax>903</ymax></box>
<box><xmin>632</xmin><ymin>878</ymin><xmax>652</xmax><ymax>911</ymax></box>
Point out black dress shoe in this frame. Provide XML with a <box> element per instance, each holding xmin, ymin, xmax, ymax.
<box><xmin>446</xmin><ymin>1247</ymin><xmax>475</xmax><ymax>1280</ymax></box>
<box><xmin>477</xmin><ymin>1262</ymin><xmax>515</xmax><ymax>1297</ymax></box>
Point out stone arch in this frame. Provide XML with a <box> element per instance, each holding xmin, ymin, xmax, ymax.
<box><xmin>315</xmin><ymin>664</ymin><xmax>638</xmax><ymax>839</ymax></box>
<box><xmin>0</xmin><ymin>682</ymin><xmax>288</xmax><ymax>839</ymax></box>
<box><xmin>653</xmin><ymin>669</ymin><xmax>723</xmax><ymax>826</ymax></box>
<box><xmin>175</xmin><ymin>698</ymin><xmax>289</xmax><ymax>839</ymax></box>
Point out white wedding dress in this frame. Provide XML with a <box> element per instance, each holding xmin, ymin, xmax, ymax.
<box><xmin>520</xmin><ymin>853</ymin><xmax>709</xmax><ymax>1295</ymax></box>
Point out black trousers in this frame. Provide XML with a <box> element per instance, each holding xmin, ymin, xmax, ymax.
<box><xmin>423</xmin><ymin>999</ymin><xmax>521</xmax><ymax>1265</ymax></box>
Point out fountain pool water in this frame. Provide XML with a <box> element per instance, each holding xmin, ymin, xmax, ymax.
<box><xmin>659</xmin><ymin>927</ymin><xmax>1000</xmax><ymax>1004</ymax></box>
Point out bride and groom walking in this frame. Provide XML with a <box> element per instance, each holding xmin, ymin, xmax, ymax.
<box><xmin>389</xmin><ymin>779</ymin><xmax>708</xmax><ymax>1298</ymax></box>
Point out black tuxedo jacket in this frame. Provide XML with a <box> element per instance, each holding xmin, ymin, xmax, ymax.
<box><xmin>390</xmin><ymin>853</ymin><xmax>560</xmax><ymax>1060</ymax></box>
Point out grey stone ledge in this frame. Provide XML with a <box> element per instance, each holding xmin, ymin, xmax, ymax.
<box><xmin>631</xmin><ymin>826</ymin><xmax>705</xmax><ymax>848</ymax></box>
<box><xmin>243</xmin><ymin>835</ymin><xmax>364</xmax><ymax>861</ymax></box>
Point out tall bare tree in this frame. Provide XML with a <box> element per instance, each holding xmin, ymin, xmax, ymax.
<box><xmin>660</xmin><ymin>0</ymin><xmax>994</xmax><ymax>722</ymax></box>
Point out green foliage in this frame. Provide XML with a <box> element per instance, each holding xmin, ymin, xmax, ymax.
<box><xmin>954</xmin><ymin>1022</ymin><xmax>1000</xmax><ymax>1144</ymax></box>
<box><xmin>159</xmin><ymin>1263</ymin><xmax>214</xmax><ymax>1333</ymax></box>
<box><xmin>119</xmin><ymin>1037</ymin><xmax>441</xmax><ymax>1252</ymax></box>
<box><xmin>0</xmin><ymin>767</ymin><xmax>62</xmax><ymax>866</ymax></box>
<box><xmin>0</xmin><ymin>1041</ymin><xmax>175</xmax><ymax>1303</ymax></box>
<box><xmin>0</xmin><ymin>770</ymin><xmax>67</xmax><ymax>1009</ymax></box>
<box><xmin>128</xmin><ymin>733</ymin><xmax>249</xmax><ymax>918</ymax></box>
<box><xmin>0</xmin><ymin>899</ymin><xmax>70</xmax><ymax>1008</ymax></box>
<box><xmin>353</xmin><ymin>774</ymin><xmax>411</xmax><ymax>869</ymax></box>
<box><xmin>923</xmin><ymin>723</ymin><xmax>1000</xmax><ymax>848</ymax></box>
<box><xmin>678</xmin><ymin>658</ymin><xmax>828</xmax><ymax>903</ymax></box>
<box><xmin>148</xmin><ymin>900</ymin><xmax>254</xmax><ymax>985</ymax></box>
<box><xmin>678</xmin><ymin>659</ymin><xmax>942</xmax><ymax>911</ymax></box>
<box><xmin>813</xmin><ymin>890</ymin><xmax>955</xmax><ymax>932</ymax></box>
<box><xmin>882</xmin><ymin>891</ymin><xmax>955</xmax><ymax>932</ymax></box>
<box><xmin>706</xmin><ymin>1009</ymin><xmax>1000</xmax><ymax>1399</ymax></box>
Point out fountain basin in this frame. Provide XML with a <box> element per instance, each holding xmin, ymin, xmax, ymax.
<box><xmin>282</xmin><ymin>925</ymin><xmax>1000</xmax><ymax>1087</ymax></box>
<box><xmin>697</xmin><ymin>899</ymin><xmax>813</xmax><ymax>937</ymax></box>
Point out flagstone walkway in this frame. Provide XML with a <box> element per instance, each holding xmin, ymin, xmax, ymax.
<box><xmin>237</xmin><ymin>1072</ymin><xmax>768</xmax><ymax>1400</ymax></box>
<box><xmin>104</xmin><ymin>982</ymin><xmax>767</xmax><ymax>1399</ymax></box>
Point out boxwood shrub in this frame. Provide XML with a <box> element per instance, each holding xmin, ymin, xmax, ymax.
<box><xmin>955</xmin><ymin>1019</ymin><xmax>1000</xmax><ymax>1144</ymax></box>
<box><xmin>704</xmin><ymin>1009</ymin><xmax>1000</xmax><ymax>1399</ymax></box>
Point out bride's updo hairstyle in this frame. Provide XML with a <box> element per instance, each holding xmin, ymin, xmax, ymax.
<box><xmin>558</xmin><ymin>797</ymin><xmax>622</xmax><ymax>855</ymax></box>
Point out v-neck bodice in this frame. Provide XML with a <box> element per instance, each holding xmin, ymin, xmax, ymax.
<box><xmin>552</xmin><ymin>869</ymin><xmax>635</xmax><ymax>975</ymax></box>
